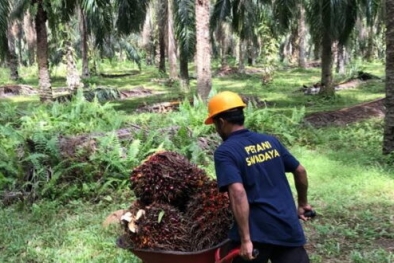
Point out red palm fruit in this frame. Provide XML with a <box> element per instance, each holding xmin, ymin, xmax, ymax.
<box><xmin>185</xmin><ymin>180</ymin><xmax>233</xmax><ymax>250</ymax></box>
<box><xmin>130</xmin><ymin>151</ymin><xmax>210</xmax><ymax>210</ymax></box>
<box><xmin>121</xmin><ymin>201</ymin><xmax>191</xmax><ymax>251</ymax></box>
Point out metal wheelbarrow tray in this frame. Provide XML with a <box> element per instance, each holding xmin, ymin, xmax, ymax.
<box><xmin>117</xmin><ymin>238</ymin><xmax>232</xmax><ymax>263</ymax></box>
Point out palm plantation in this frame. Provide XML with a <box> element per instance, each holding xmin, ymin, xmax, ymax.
<box><xmin>0</xmin><ymin>0</ymin><xmax>393</xmax><ymax>262</ymax></box>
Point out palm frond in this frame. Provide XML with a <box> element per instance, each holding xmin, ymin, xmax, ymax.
<box><xmin>359</xmin><ymin>0</ymin><xmax>381</xmax><ymax>26</ymax></box>
<box><xmin>306</xmin><ymin>0</ymin><xmax>361</xmax><ymax>51</ymax></box>
<box><xmin>233</xmin><ymin>0</ymin><xmax>264</xmax><ymax>42</ymax></box>
<box><xmin>210</xmin><ymin>0</ymin><xmax>232</xmax><ymax>32</ymax></box>
<box><xmin>59</xmin><ymin>0</ymin><xmax>78</xmax><ymax>22</ymax></box>
<box><xmin>9</xmin><ymin>0</ymin><xmax>29</xmax><ymax>20</ymax></box>
<box><xmin>115</xmin><ymin>0</ymin><xmax>150</xmax><ymax>35</ymax></box>
<box><xmin>119</xmin><ymin>39</ymin><xmax>142</xmax><ymax>70</ymax></box>
<box><xmin>305</xmin><ymin>0</ymin><xmax>324</xmax><ymax>45</ymax></box>
<box><xmin>174</xmin><ymin>0</ymin><xmax>196</xmax><ymax>60</ymax></box>
<box><xmin>272</xmin><ymin>0</ymin><xmax>298</xmax><ymax>32</ymax></box>
<box><xmin>336</xmin><ymin>0</ymin><xmax>358</xmax><ymax>44</ymax></box>
<box><xmin>87</xmin><ymin>3</ymin><xmax>114</xmax><ymax>49</ymax></box>
<box><xmin>81</xmin><ymin>0</ymin><xmax>110</xmax><ymax>13</ymax></box>
<box><xmin>0</xmin><ymin>0</ymin><xmax>10</xmax><ymax>59</ymax></box>
<box><xmin>0</xmin><ymin>0</ymin><xmax>10</xmax><ymax>29</ymax></box>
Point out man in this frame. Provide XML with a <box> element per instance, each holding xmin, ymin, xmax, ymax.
<box><xmin>205</xmin><ymin>91</ymin><xmax>313</xmax><ymax>263</ymax></box>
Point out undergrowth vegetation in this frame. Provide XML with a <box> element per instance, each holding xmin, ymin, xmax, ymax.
<box><xmin>0</xmin><ymin>89</ymin><xmax>314</xmax><ymax>201</ymax></box>
<box><xmin>0</xmin><ymin>61</ymin><xmax>393</xmax><ymax>262</ymax></box>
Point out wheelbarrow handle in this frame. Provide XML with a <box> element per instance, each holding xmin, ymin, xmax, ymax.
<box><xmin>215</xmin><ymin>247</ymin><xmax>259</xmax><ymax>263</ymax></box>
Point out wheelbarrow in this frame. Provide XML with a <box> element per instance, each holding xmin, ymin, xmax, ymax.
<box><xmin>116</xmin><ymin>210</ymin><xmax>315</xmax><ymax>263</ymax></box>
<box><xmin>116</xmin><ymin>237</ymin><xmax>249</xmax><ymax>263</ymax></box>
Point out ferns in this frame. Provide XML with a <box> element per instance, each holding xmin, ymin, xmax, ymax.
<box><xmin>0</xmin><ymin>91</ymin><xmax>316</xmax><ymax>202</ymax></box>
<box><xmin>245</xmin><ymin>106</ymin><xmax>315</xmax><ymax>146</ymax></box>
<box><xmin>21</xmin><ymin>89</ymin><xmax>124</xmax><ymax>136</ymax></box>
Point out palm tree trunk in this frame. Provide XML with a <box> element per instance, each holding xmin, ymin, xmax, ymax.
<box><xmin>290</xmin><ymin>27</ymin><xmax>299</xmax><ymax>65</ymax></box>
<box><xmin>298</xmin><ymin>4</ymin><xmax>307</xmax><ymax>68</ymax></box>
<box><xmin>6</xmin><ymin>23</ymin><xmax>19</xmax><ymax>81</ymax></box>
<box><xmin>158</xmin><ymin>1</ymin><xmax>167</xmax><ymax>73</ymax></box>
<box><xmin>216</xmin><ymin>24</ymin><xmax>229</xmax><ymax>68</ymax></box>
<box><xmin>179</xmin><ymin>55</ymin><xmax>189</xmax><ymax>91</ymax></box>
<box><xmin>195</xmin><ymin>0</ymin><xmax>212</xmax><ymax>100</ymax></box>
<box><xmin>365</xmin><ymin>26</ymin><xmax>375</xmax><ymax>62</ymax></box>
<box><xmin>383</xmin><ymin>0</ymin><xmax>394</xmax><ymax>154</ymax></box>
<box><xmin>13</xmin><ymin>22</ymin><xmax>24</xmax><ymax>67</ymax></box>
<box><xmin>65</xmin><ymin>39</ymin><xmax>83</xmax><ymax>91</ymax></box>
<box><xmin>168</xmin><ymin>0</ymin><xmax>178</xmax><ymax>79</ymax></box>
<box><xmin>237</xmin><ymin>39</ymin><xmax>245</xmax><ymax>73</ymax></box>
<box><xmin>159</xmin><ymin>27</ymin><xmax>166</xmax><ymax>73</ymax></box>
<box><xmin>23</xmin><ymin>13</ymin><xmax>36</xmax><ymax>66</ymax></box>
<box><xmin>78</xmin><ymin>6</ymin><xmax>90</xmax><ymax>78</ymax></box>
<box><xmin>247</xmin><ymin>42</ymin><xmax>257</xmax><ymax>66</ymax></box>
<box><xmin>336</xmin><ymin>43</ymin><xmax>346</xmax><ymax>74</ymax></box>
<box><xmin>142</xmin><ymin>5</ymin><xmax>154</xmax><ymax>65</ymax></box>
<box><xmin>35</xmin><ymin>0</ymin><xmax>53</xmax><ymax>102</ymax></box>
<box><xmin>319</xmin><ymin>32</ymin><xmax>335</xmax><ymax>96</ymax></box>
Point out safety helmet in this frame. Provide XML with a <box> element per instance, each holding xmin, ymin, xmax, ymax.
<box><xmin>204</xmin><ymin>91</ymin><xmax>246</xmax><ymax>125</ymax></box>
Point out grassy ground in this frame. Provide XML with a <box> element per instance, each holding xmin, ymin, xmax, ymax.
<box><xmin>1</xmin><ymin>60</ymin><xmax>393</xmax><ymax>263</ymax></box>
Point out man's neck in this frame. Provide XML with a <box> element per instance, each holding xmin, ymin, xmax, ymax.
<box><xmin>230</xmin><ymin>125</ymin><xmax>245</xmax><ymax>133</ymax></box>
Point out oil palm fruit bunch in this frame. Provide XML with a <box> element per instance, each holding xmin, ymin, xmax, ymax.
<box><xmin>121</xmin><ymin>201</ymin><xmax>190</xmax><ymax>251</ymax></box>
<box><xmin>121</xmin><ymin>151</ymin><xmax>233</xmax><ymax>252</ymax></box>
<box><xmin>129</xmin><ymin>151</ymin><xmax>210</xmax><ymax>210</ymax></box>
<box><xmin>185</xmin><ymin>180</ymin><xmax>233</xmax><ymax>250</ymax></box>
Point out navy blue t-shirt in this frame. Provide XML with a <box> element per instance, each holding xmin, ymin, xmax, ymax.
<box><xmin>214</xmin><ymin>129</ymin><xmax>306</xmax><ymax>246</ymax></box>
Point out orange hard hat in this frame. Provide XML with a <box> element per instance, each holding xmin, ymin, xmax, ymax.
<box><xmin>204</xmin><ymin>91</ymin><xmax>246</xmax><ymax>125</ymax></box>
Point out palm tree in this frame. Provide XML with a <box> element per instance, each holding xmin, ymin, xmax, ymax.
<box><xmin>23</xmin><ymin>12</ymin><xmax>36</xmax><ymax>66</ymax></box>
<box><xmin>213</xmin><ymin>23</ymin><xmax>233</xmax><ymax>68</ymax></box>
<box><xmin>297</xmin><ymin>3</ymin><xmax>307</xmax><ymax>68</ymax></box>
<box><xmin>361</xmin><ymin>0</ymin><xmax>382</xmax><ymax>61</ymax></box>
<box><xmin>0</xmin><ymin>0</ymin><xmax>10</xmax><ymax>61</ymax></box>
<box><xmin>383</xmin><ymin>0</ymin><xmax>394</xmax><ymax>154</ymax></box>
<box><xmin>34</xmin><ymin>0</ymin><xmax>53</xmax><ymax>102</ymax></box>
<box><xmin>158</xmin><ymin>1</ymin><xmax>167</xmax><ymax>73</ymax></box>
<box><xmin>305</xmin><ymin>0</ymin><xmax>381</xmax><ymax>96</ymax></box>
<box><xmin>174</xmin><ymin>0</ymin><xmax>196</xmax><ymax>90</ymax></box>
<box><xmin>5</xmin><ymin>23</ymin><xmax>20</xmax><ymax>81</ymax></box>
<box><xmin>0</xmin><ymin>1</ymin><xmax>20</xmax><ymax>81</ymax></box>
<box><xmin>211</xmin><ymin>0</ymin><xmax>267</xmax><ymax>72</ymax></box>
<box><xmin>167</xmin><ymin>0</ymin><xmax>178</xmax><ymax>79</ymax></box>
<box><xmin>64</xmin><ymin>0</ymin><xmax>115</xmax><ymax>79</ymax></box>
<box><xmin>275</xmin><ymin>0</ymin><xmax>380</xmax><ymax>96</ymax></box>
<box><xmin>2</xmin><ymin>0</ymin><xmax>64</xmax><ymax>102</ymax></box>
<box><xmin>195</xmin><ymin>0</ymin><xmax>212</xmax><ymax>100</ymax></box>
<box><xmin>78</xmin><ymin>5</ymin><xmax>90</xmax><ymax>78</ymax></box>
<box><xmin>274</xmin><ymin>0</ymin><xmax>307</xmax><ymax>68</ymax></box>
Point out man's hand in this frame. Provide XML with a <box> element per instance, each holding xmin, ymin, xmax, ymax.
<box><xmin>298</xmin><ymin>204</ymin><xmax>314</xmax><ymax>221</ymax></box>
<box><xmin>239</xmin><ymin>240</ymin><xmax>255</xmax><ymax>261</ymax></box>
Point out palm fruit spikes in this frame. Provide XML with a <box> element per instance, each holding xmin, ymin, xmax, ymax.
<box><xmin>185</xmin><ymin>180</ymin><xmax>233</xmax><ymax>251</ymax></box>
<box><xmin>121</xmin><ymin>201</ymin><xmax>190</xmax><ymax>251</ymax></box>
<box><xmin>130</xmin><ymin>151</ymin><xmax>210</xmax><ymax>210</ymax></box>
<box><xmin>122</xmin><ymin>151</ymin><xmax>233</xmax><ymax>252</ymax></box>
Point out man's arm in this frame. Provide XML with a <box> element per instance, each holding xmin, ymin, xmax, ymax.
<box><xmin>228</xmin><ymin>182</ymin><xmax>254</xmax><ymax>260</ymax></box>
<box><xmin>292</xmin><ymin>164</ymin><xmax>312</xmax><ymax>220</ymax></box>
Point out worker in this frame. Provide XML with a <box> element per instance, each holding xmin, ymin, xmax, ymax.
<box><xmin>205</xmin><ymin>91</ymin><xmax>313</xmax><ymax>263</ymax></box>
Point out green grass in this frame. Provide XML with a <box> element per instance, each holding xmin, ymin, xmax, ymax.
<box><xmin>1</xmin><ymin>144</ymin><xmax>392</xmax><ymax>262</ymax></box>
<box><xmin>0</xmin><ymin>60</ymin><xmax>392</xmax><ymax>263</ymax></box>
<box><xmin>0</xmin><ymin>200</ymin><xmax>139</xmax><ymax>263</ymax></box>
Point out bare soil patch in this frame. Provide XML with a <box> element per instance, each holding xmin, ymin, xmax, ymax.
<box><xmin>304</xmin><ymin>98</ymin><xmax>385</xmax><ymax>128</ymax></box>
<box><xmin>0</xmin><ymin>84</ymin><xmax>37</xmax><ymax>97</ymax></box>
<box><xmin>375</xmin><ymin>238</ymin><xmax>394</xmax><ymax>252</ymax></box>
